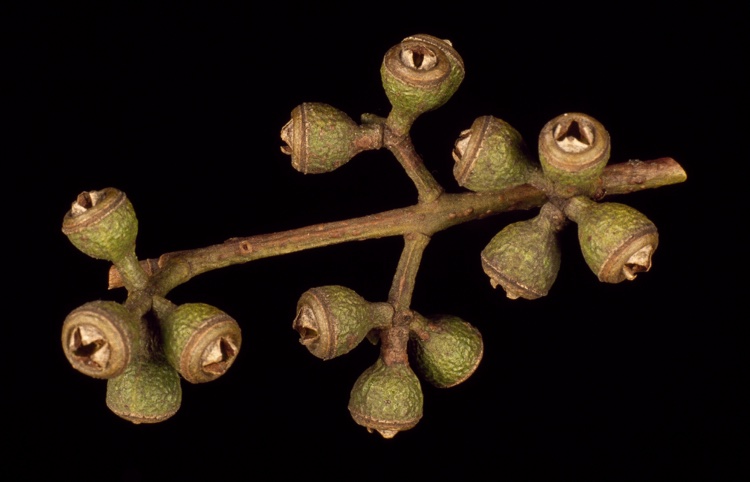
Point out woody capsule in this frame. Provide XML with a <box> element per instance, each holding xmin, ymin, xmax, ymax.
<box><xmin>381</xmin><ymin>34</ymin><xmax>464</xmax><ymax>133</ymax></box>
<box><xmin>538</xmin><ymin>112</ymin><xmax>611</xmax><ymax>197</ymax></box>
<box><xmin>481</xmin><ymin>203</ymin><xmax>566</xmax><ymax>300</ymax></box>
<box><xmin>348</xmin><ymin>357</ymin><xmax>424</xmax><ymax>439</ymax></box>
<box><xmin>564</xmin><ymin>196</ymin><xmax>658</xmax><ymax>283</ymax></box>
<box><xmin>293</xmin><ymin>285</ymin><xmax>393</xmax><ymax>360</ymax></box>
<box><xmin>281</xmin><ymin>103</ymin><xmax>383</xmax><ymax>174</ymax></box>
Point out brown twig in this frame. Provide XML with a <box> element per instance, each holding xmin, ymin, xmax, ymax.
<box><xmin>107</xmin><ymin>157</ymin><xmax>686</xmax><ymax>298</ymax></box>
<box><xmin>380</xmin><ymin>232</ymin><xmax>431</xmax><ymax>365</ymax></box>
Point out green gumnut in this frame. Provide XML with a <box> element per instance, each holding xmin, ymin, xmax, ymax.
<box><xmin>160</xmin><ymin>303</ymin><xmax>242</xmax><ymax>384</ymax></box>
<box><xmin>106</xmin><ymin>354</ymin><xmax>182</xmax><ymax>424</ymax></box>
<box><xmin>293</xmin><ymin>286</ymin><xmax>393</xmax><ymax>360</ymax></box>
<box><xmin>381</xmin><ymin>34</ymin><xmax>464</xmax><ymax>127</ymax></box>
<box><xmin>453</xmin><ymin>116</ymin><xmax>534</xmax><ymax>192</ymax></box>
<box><xmin>538</xmin><ymin>113</ymin><xmax>611</xmax><ymax>195</ymax></box>
<box><xmin>566</xmin><ymin>197</ymin><xmax>658</xmax><ymax>283</ymax></box>
<box><xmin>348</xmin><ymin>358</ymin><xmax>423</xmax><ymax>439</ymax></box>
<box><xmin>280</xmin><ymin>102</ymin><xmax>363</xmax><ymax>174</ymax></box>
<box><xmin>62</xmin><ymin>188</ymin><xmax>138</xmax><ymax>262</ymax></box>
<box><xmin>481</xmin><ymin>203</ymin><xmax>564</xmax><ymax>300</ymax></box>
<box><xmin>61</xmin><ymin>300</ymin><xmax>138</xmax><ymax>379</ymax></box>
<box><xmin>409</xmin><ymin>315</ymin><xmax>483</xmax><ymax>388</ymax></box>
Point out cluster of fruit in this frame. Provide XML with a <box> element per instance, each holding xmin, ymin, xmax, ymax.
<box><xmin>293</xmin><ymin>285</ymin><xmax>483</xmax><ymax>438</ymax></box>
<box><xmin>59</xmin><ymin>34</ymin><xmax>673</xmax><ymax>437</ymax></box>
<box><xmin>61</xmin><ymin>188</ymin><xmax>242</xmax><ymax>423</ymax></box>
<box><xmin>281</xmin><ymin>35</ymin><xmax>659</xmax><ymax>302</ymax></box>
<box><xmin>280</xmin><ymin>34</ymin><xmax>659</xmax><ymax>437</ymax></box>
<box><xmin>281</xmin><ymin>35</ymin><xmax>464</xmax><ymax>176</ymax></box>
<box><xmin>471</xmin><ymin>112</ymin><xmax>659</xmax><ymax>299</ymax></box>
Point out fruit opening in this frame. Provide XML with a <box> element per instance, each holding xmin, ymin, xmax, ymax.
<box><xmin>622</xmin><ymin>245</ymin><xmax>654</xmax><ymax>280</ymax></box>
<box><xmin>293</xmin><ymin>306</ymin><xmax>320</xmax><ymax>345</ymax></box>
<box><xmin>401</xmin><ymin>46</ymin><xmax>437</xmax><ymax>71</ymax></box>
<box><xmin>554</xmin><ymin>120</ymin><xmax>594</xmax><ymax>153</ymax></box>
<box><xmin>201</xmin><ymin>336</ymin><xmax>238</xmax><ymax>375</ymax></box>
<box><xmin>69</xmin><ymin>324</ymin><xmax>110</xmax><ymax>369</ymax></box>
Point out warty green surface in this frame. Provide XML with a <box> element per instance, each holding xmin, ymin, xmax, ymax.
<box><xmin>293</xmin><ymin>103</ymin><xmax>360</xmax><ymax>174</ymax></box>
<box><xmin>348</xmin><ymin>358</ymin><xmax>423</xmax><ymax>432</ymax></box>
<box><xmin>575</xmin><ymin>201</ymin><xmax>658</xmax><ymax>280</ymax></box>
<box><xmin>537</xmin><ymin>113</ymin><xmax>611</xmax><ymax>194</ymax></box>
<box><xmin>299</xmin><ymin>286</ymin><xmax>374</xmax><ymax>359</ymax></box>
<box><xmin>481</xmin><ymin>214</ymin><xmax>561</xmax><ymax>299</ymax></box>
<box><xmin>161</xmin><ymin>303</ymin><xmax>224</xmax><ymax>366</ymax></box>
<box><xmin>63</xmin><ymin>189</ymin><xmax>138</xmax><ymax>262</ymax></box>
<box><xmin>539</xmin><ymin>151</ymin><xmax>610</xmax><ymax>192</ymax></box>
<box><xmin>380</xmin><ymin>35</ymin><xmax>464</xmax><ymax>123</ymax></box>
<box><xmin>160</xmin><ymin>302</ymin><xmax>241</xmax><ymax>382</ymax></box>
<box><xmin>454</xmin><ymin>116</ymin><xmax>533</xmax><ymax>192</ymax></box>
<box><xmin>381</xmin><ymin>68</ymin><xmax>463</xmax><ymax>117</ymax></box>
<box><xmin>106</xmin><ymin>355</ymin><xmax>182</xmax><ymax>423</ymax></box>
<box><xmin>410</xmin><ymin>315</ymin><xmax>483</xmax><ymax>388</ymax></box>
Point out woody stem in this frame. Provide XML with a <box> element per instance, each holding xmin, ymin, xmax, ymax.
<box><xmin>107</xmin><ymin>158</ymin><xmax>684</xmax><ymax>298</ymax></box>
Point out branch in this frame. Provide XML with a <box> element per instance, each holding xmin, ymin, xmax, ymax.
<box><xmin>599</xmin><ymin>157</ymin><xmax>687</xmax><ymax>195</ymax></box>
<box><xmin>107</xmin><ymin>157</ymin><xmax>686</xmax><ymax>294</ymax></box>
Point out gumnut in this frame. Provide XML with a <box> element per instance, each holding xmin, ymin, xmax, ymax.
<box><xmin>565</xmin><ymin>196</ymin><xmax>658</xmax><ymax>283</ymax></box>
<box><xmin>280</xmin><ymin>102</ymin><xmax>377</xmax><ymax>174</ymax></box>
<box><xmin>538</xmin><ymin>113</ymin><xmax>611</xmax><ymax>194</ymax></box>
<box><xmin>409</xmin><ymin>314</ymin><xmax>483</xmax><ymax>388</ymax></box>
<box><xmin>381</xmin><ymin>34</ymin><xmax>464</xmax><ymax>128</ymax></box>
<box><xmin>61</xmin><ymin>300</ymin><xmax>138</xmax><ymax>379</ymax></box>
<box><xmin>452</xmin><ymin>115</ymin><xmax>534</xmax><ymax>192</ymax></box>
<box><xmin>293</xmin><ymin>285</ymin><xmax>393</xmax><ymax>360</ymax></box>
<box><xmin>348</xmin><ymin>357</ymin><xmax>423</xmax><ymax>438</ymax></box>
<box><xmin>481</xmin><ymin>202</ymin><xmax>566</xmax><ymax>300</ymax></box>
<box><xmin>159</xmin><ymin>302</ymin><xmax>242</xmax><ymax>384</ymax></box>
<box><xmin>62</xmin><ymin>187</ymin><xmax>138</xmax><ymax>262</ymax></box>
<box><xmin>106</xmin><ymin>354</ymin><xmax>182</xmax><ymax>424</ymax></box>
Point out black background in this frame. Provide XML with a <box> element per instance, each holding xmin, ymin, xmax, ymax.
<box><xmin>8</xmin><ymin>3</ymin><xmax>744</xmax><ymax>481</ymax></box>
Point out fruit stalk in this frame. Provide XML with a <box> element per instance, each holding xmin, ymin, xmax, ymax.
<box><xmin>385</xmin><ymin>128</ymin><xmax>444</xmax><ymax>203</ymax></box>
<box><xmin>380</xmin><ymin>232</ymin><xmax>431</xmax><ymax>365</ymax></box>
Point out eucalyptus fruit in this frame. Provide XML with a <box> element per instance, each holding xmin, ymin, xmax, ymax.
<box><xmin>538</xmin><ymin>112</ymin><xmax>611</xmax><ymax>195</ymax></box>
<box><xmin>106</xmin><ymin>354</ymin><xmax>182</xmax><ymax>424</ymax></box>
<box><xmin>293</xmin><ymin>285</ymin><xmax>392</xmax><ymax>360</ymax></box>
<box><xmin>61</xmin><ymin>33</ymin><xmax>686</xmax><ymax>435</ymax></box>
<box><xmin>564</xmin><ymin>196</ymin><xmax>659</xmax><ymax>283</ymax></box>
<box><xmin>62</xmin><ymin>187</ymin><xmax>137</xmax><ymax>263</ymax></box>
<box><xmin>348</xmin><ymin>358</ymin><xmax>423</xmax><ymax>438</ymax></box>
<box><xmin>381</xmin><ymin>34</ymin><xmax>464</xmax><ymax>132</ymax></box>
<box><xmin>409</xmin><ymin>314</ymin><xmax>483</xmax><ymax>388</ymax></box>
<box><xmin>281</xmin><ymin>102</ymin><xmax>382</xmax><ymax>174</ymax></box>
<box><xmin>452</xmin><ymin>115</ymin><xmax>534</xmax><ymax>192</ymax></box>
<box><xmin>481</xmin><ymin>202</ymin><xmax>566</xmax><ymax>300</ymax></box>
<box><xmin>61</xmin><ymin>300</ymin><xmax>138</xmax><ymax>379</ymax></box>
<box><xmin>159</xmin><ymin>302</ymin><xmax>242</xmax><ymax>384</ymax></box>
